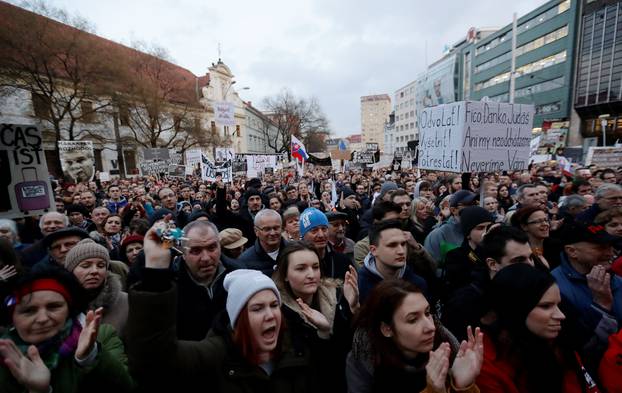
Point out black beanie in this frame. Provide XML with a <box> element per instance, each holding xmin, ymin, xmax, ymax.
<box><xmin>490</xmin><ymin>263</ymin><xmax>555</xmax><ymax>335</ymax></box>
<box><xmin>460</xmin><ymin>206</ymin><xmax>493</xmax><ymax>235</ymax></box>
<box><xmin>341</xmin><ymin>186</ymin><xmax>355</xmax><ymax>199</ymax></box>
<box><xmin>66</xmin><ymin>204</ymin><xmax>88</xmax><ymax>217</ymax></box>
<box><xmin>149</xmin><ymin>208</ymin><xmax>177</xmax><ymax>227</ymax></box>
<box><xmin>245</xmin><ymin>187</ymin><xmax>261</xmax><ymax>199</ymax></box>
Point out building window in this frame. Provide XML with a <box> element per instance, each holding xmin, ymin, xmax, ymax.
<box><xmin>32</xmin><ymin>93</ymin><xmax>51</xmax><ymax>119</ymax></box>
<box><xmin>118</xmin><ymin>104</ymin><xmax>130</xmax><ymax>126</ymax></box>
<box><xmin>81</xmin><ymin>101</ymin><xmax>95</xmax><ymax>123</ymax></box>
<box><xmin>474</xmin><ymin>51</ymin><xmax>566</xmax><ymax>91</ymax></box>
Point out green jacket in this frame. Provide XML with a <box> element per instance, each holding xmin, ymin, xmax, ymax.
<box><xmin>127</xmin><ymin>282</ymin><xmax>318</xmax><ymax>393</ymax></box>
<box><xmin>0</xmin><ymin>324</ymin><xmax>134</xmax><ymax>393</ymax></box>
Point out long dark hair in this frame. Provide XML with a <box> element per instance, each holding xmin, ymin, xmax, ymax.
<box><xmin>486</xmin><ymin>263</ymin><xmax>567</xmax><ymax>393</ymax></box>
<box><xmin>354</xmin><ymin>279</ymin><xmax>426</xmax><ymax>368</ymax></box>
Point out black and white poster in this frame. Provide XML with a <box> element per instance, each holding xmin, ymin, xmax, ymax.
<box><xmin>58</xmin><ymin>141</ymin><xmax>95</xmax><ymax>183</ymax></box>
<box><xmin>0</xmin><ymin>124</ymin><xmax>55</xmax><ymax>218</ymax></box>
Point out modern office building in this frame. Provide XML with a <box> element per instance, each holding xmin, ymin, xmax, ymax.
<box><xmin>360</xmin><ymin>94</ymin><xmax>391</xmax><ymax>150</ymax></box>
<box><xmin>392</xmin><ymin>81</ymin><xmax>417</xmax><ymax>154</ymax></box>
<box><xmin>467</xmin><ymin>0</ymin><xmax>580</xmax><ymax>134</ymax></box>
<box><xmin>571</xmin><ymin>0</ymin><xmax>622</xmax><ymax>146</ymax></box>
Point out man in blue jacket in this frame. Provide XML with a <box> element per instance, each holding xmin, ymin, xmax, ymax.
<box><xmin>552</xmin><ymin>221</ymin><xmax>621</xmax><ymax>371</ymax></box>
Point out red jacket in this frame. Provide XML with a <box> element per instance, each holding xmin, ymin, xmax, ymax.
<box><xmin>599</xmin><ymin>329</ymin><xmax>622</xmax><ymax>393</ymax></box>
<box><xmin>477</xmin><ymin>334</ymin><xmax>583</xmax><ymax>393</ymax></box>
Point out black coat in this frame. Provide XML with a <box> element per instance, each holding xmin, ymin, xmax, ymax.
<box><xmin>321</xmin><ymin>245</ymin><xmax>355</xmax><ymax>280</ymax></box>
<box><xmin>231</xmin><ymin>238</ymin><xmax>287</xmax><ymax>276</ymax></box>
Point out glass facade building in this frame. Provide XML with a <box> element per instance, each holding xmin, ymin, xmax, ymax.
<box><xmin>463</xmin><ymin>0</ymin><xmax>579</xmax><ymax>129</ymax></box>
<box><xmin>574</xmin><ymin>0</ymin><xmax>622</xmax><ymax>145</ymax></box>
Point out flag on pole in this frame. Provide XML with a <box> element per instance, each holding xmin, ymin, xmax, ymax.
<box><xmin>291</xmin><ymin>135</ymin><xmax>309</xmax><ymax>162</ymax></box>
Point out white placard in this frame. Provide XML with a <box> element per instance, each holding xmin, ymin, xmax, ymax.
<box><xmin>214</xmin><ymin>101</ymin><xmax>235</xmax><ymax>126</ymax></box>
<box><xmin>99</xmin><ymin>172</ymin><xmax>111</xmax><ymax>182</ymax></box>
<box><xmin>417</xmin><ymin>101</ymin><xmax>534</xmax><ymax>173</ymax></box>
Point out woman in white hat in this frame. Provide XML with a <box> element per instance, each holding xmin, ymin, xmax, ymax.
<box><xmin>127</xmin><ymin>222</ymin><xmax>318</xmax><ymax>392</ymax></box>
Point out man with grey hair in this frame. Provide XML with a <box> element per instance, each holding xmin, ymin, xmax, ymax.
<box><xmin>0</xmin><ymin>219</ymin><xmax>28</xmax><ymax>251</ymax></box>
<box><xmin>577</xmin><ymin>183</ymin><xmax>622</xmax><ymax>224</ymax></box>
<box><xmin>136</xmin><ymin>219</ymin><xmax>232</xmax><ymax>341</ymax></box>
<box><xmin>232</xmin><ymin>209</ymin><xmax>286</xmax><ymax>276</ymax></box>
<box><xmin>19</xmin><ymin>212</ymin><xmax>69</xmax><ymax>268</ymax></box>
<box><xmin>559</xmin><ymin>194</ymin><xmax>589</xmax><ymax>219</ymax></box>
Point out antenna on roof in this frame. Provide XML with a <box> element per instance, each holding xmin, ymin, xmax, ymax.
<box><xmin>218</xmin><ymin>42</ymin><xmax>222</xmax><ymax>62</ymax></box>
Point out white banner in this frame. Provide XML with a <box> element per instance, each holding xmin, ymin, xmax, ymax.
<box><xmin>215</xmin><ymin>147</ymin><xmax>235</xmax><ymax>162</ymax></box>
<box><xmin>0</xmin><ymin>124</ymin><xmax>55</xmax><ymax>219</ymax></box>
<box><xmin>58</xmin><ymin>140</ymin><xmax>95</xmax><ymax>183</ymax></box>
<box><xmin>185</xmin><ymin>149</ymin><xmax>202</xmax><ymax>175</ymax></box>
<box><xmin>246</xmin><ymin>155</ymin><xmax>277</xmax><ymax>178</ymax></box>
<box><xmin>417</xmin><ymin>101</ymin><xmax>534</xmax><ymax>173</ymax></box>
<box><xmin>215</xmin><ymin>101</ymin><xmax>235</xmax><ymax>126</ymax></box>
<box><xmin>201</xmin><ymin>153</ymin><xmax>233</xmax><ymax>182</ymax></box>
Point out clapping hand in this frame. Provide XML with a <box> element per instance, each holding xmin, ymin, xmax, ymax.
<box><xmin>426</xmin><ymin>342</ymin><xmax>450</xmax><ymax>392</ymax></box>
<box><xmin>76</xmin><ymin>307</ymin><xmax>104</xmax><ymax>360</ymax></box>
<box><xmin>587</xmin><ymin>265</ymin><xmax>613</xmax><ymax>311</ymax></box>
<box><xmin>343</xmin><ymin>265</ymin><xmax>359</xmax><ymax>313</ymax></box>
<box><xmin>296</xmin><ymin>298</ymin><xmax>330</xmax><ymax>333</ymax></box>
<box><xmin>0</xmin><ymin>340</ymin><xmax>50</xmax><ymax>393</ymax></box>
<box><xmin>0</xmin><ymin>265</ymin><xmax>17</xmax><ymax>281</ymax></box>
<box><xmin>450</xmin><ymin>326</ymin><xmax>484</xmax><ymax>389</ymax></box>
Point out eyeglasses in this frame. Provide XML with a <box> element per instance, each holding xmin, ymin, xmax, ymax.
<box><xmin>527</xmin><ymin>218</ymin><xmax>550</xmax><ymax>225</ymax></box>
<box><xmin>255</xmin><ymin>225</ymin><xmax>281</xmax><ymax>233</ymax></box>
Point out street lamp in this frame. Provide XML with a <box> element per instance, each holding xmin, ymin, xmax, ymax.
<box><xmin>599</xmin><ymin>114</ymin><xmax>610</xmax><ymax>146</ymax></box>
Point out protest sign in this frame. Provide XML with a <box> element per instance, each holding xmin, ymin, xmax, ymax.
<box><xmin>365</xmin><ymin>143</ymin><xmax>379</xmax><ymax>152</ymax></box>
<box><xmin>0</xmin><ymin>124</ymin><xmax>55</xmax><ymax>218</ymax></box>
<box><xmin>168</xmin><ymin>164</ymin><xmax>186</xmax><ymax>178</ymax></box>
<box><xmin>185</xmin><ymin>149</ymin><xmax>202</xmax><ymax>175</ymax></box>
<box><xmin>139</xmin><ymin>160</ymin><xmax>169</xmax><ymax>175</ymax></box>
<box><xmin>246</xmin><ymin>155</ymin><xmax>277</xmax><ymax>178</ymax></box>
<box><xmin>201</xmin><ymin>154</ymin><xmax>233</xmax><ymax>182</ymax></box>
<box><xmin>142</xmin><ymin>148</ymin><xmax>170</xmax><ymax>161</ymax></box>
<box><xmin>215</xmin><ymin>101</ymin><xmax>235</xmax><ymax>126</ymax></box>
<box><xmin>58</xmin><ymin>141</ymin><xmax>95</xmax><ymax>183</ymax></box>
<box><xmin>215</xmin><ymin>148</ymin><xmax>235</xmax><ymax>163</ymax></box>
<box><xmin>99</xmin><ymin>172</ymin><xmax>111</xmax><ymax>182</ymax></box>
<box><xmin>417</xmin><ymin>101</ymin><xmax>534</xmax><ymax>173</ymax></box>
<box><xmin>352</xmin><ymin>151</ymin><xmax>375</xmax><ymax>164</ymax></box>
<box><xmin>585</xmin><ymin>147</ymin><xmax>622</xmax><ymax>168</ymax></box>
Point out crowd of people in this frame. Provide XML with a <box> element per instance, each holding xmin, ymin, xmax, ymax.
<box><xmin>0</xmin><ymin>160</ymin><xmax>621</xmax><ymax>393</ymax></box>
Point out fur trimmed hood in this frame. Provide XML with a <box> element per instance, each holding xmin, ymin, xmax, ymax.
<box><xmin>87</xmin><ymin>272</ymin><xmax>123</xmax><ymax>311</ymax></box>
<box><xmin>280</xmin><ymin>278</ymin><xmax>341</xmax><ymax>336</ymax></box>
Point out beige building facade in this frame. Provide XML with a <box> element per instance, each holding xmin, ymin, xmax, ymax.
<box><xmin>360</xmin><ymin>94</ymin><xmax>391</xmax><ymax>151</ymax></box>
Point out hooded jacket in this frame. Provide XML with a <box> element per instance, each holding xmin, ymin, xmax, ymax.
<box><xmin>423</xmin><ymin>216</ymin><xmax>464</xmax><ymax>265</ymax></box>
<box><xmin>86</xmin><ymin>272</ymin><xmax>128</xmax><ymax>337</ymax></box>
<box><xmin>358</xmin><ymin>253</ymin><xmax>427</xmax><ymax>304</ymax></box>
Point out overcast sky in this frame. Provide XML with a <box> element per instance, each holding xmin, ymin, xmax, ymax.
<box><xmin>17</xmin><ymin>0</ymin><xmax>548</xmax><ymax>137</ymax></box>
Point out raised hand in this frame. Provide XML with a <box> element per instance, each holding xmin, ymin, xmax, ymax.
<box><xmin>587</xmin><ymin>265</ymin><xmax>613</xmax><ymax>311</ymax></box>
<box><xmin>296</xmin><ymin>298</ymin><xmax>330</xmax><ymax>333</ymax></box>
<box><xmin>451</xmin><ymin>326</ymin><xmax>484</xmax><ymax>389</ymax></box>
<box><xmin>343</xmin><ymin>265</ymin><xmax>359</xmax><ymax>313</ymax></box>
<box><xmin>0</xmin><ymin>264</ymin><xmax>17</xmax><ymax>281</ymax></box>
<box><xmin>143</xmin><ymin>215</ymin><xmax>174</xmax><ymax>269</ymax></box>
<box><xmin>0</xmin><ymin>339</ymin><xmax>50</xmax><ymax>393</ymax></box>
<box><xmin>426</xmin><ymin>342</ymin><xmax>450</xmax><ymax>392</ymax></box>
<box><xmin>76</xmin><ymin>307</ymin><xmax>103</xmax><ymax>360</ymax></box>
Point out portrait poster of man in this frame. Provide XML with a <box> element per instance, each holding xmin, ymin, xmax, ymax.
<box><xmin>58</xmin><ymin>141</ymin><xmax>95</xmax><ymax>183</ymax></box>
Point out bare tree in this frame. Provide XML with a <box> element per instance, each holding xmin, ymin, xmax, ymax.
<box><xmin>0</xmin><ymin>1</ymin><xmax>120</xmax><ymax>170</ymax></box>
<box><xmin>118</xmin><ymin>42</ymin><xmax>219</xmax><ymax>153</ymax></box>
<box><xmin>260</xmin><ymin>88</ymin><xmax>331</xmax><ymax>155</ymax></box>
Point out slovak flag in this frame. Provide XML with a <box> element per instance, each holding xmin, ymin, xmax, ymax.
<box><xmin>291</xmin><ymin>135</ymin><xmax>309</xmax><ymax>162</ymax></box>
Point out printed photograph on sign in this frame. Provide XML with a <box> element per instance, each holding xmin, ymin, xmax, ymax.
<box><xmin>58</xmin><ymin>141</ymin><xmax>95</xmax><ymax>183</ymax></box>
<box><xmin>0</xmin><ymin>124</ymin><xmax>55</xmax><ymax>219</ymax></box>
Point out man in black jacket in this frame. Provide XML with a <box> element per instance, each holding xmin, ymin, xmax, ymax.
<box><xmin>232</xmin><ymin>209</ymin><xmax>286</xmax><ymax>276</ymax></box>
<box><xmin>139</xmin><ymin>219</ymin><xmax>233</xmax><ymax>341</ymax></box>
